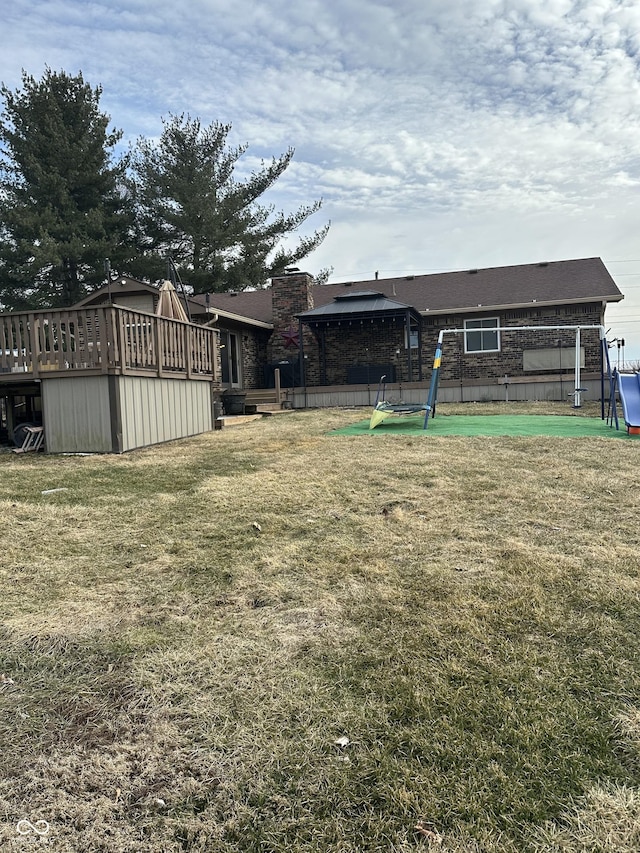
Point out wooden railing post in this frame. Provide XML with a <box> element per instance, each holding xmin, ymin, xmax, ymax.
<box><xmin>98</xmin><ymin>307</ymin><xmax>109</xmax><ymax>373</ymax></box>
<box><xmin>275</xmin><ymin>367</ymin><xmax>282</xmax><ymax>404</ymax></box>
<box><xmin>155</xmin><ymin>316</ymin><xmax>164</xmax><ymax>377</ymax></box>
<box><xmin>118</xmin><ymin>309</ymin><xmax>129</xmax><ymax>375</ymax></box>
<box><xmin>105</xmin><ymin>307</ymin><xmax>118</xmax><ymax>372</ymax></box>
<box><xmin>0</xmin><ymin>318</ymin><xmax>7</xmax><ymax>372</ymax></box>
<box><xmin>185</xmin><ymin>324</ymin><xmax>192</xmax><ymax>379</ymax></box>
<box><xmin>30</xmin><ymin>314</ymin><xmax>40</xmax><ymax>378</ymax></box>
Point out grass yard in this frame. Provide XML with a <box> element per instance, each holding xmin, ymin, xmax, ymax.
<box><xmin>1</xmin><ymin>402</ymin><xmax>640</xmax><ymax>852</ymax></box>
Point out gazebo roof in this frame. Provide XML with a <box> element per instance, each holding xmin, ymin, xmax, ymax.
<box><xmin>297</xmin><ymin>290</ymin><xmax>421</xmax><ymax>323</ymax></box>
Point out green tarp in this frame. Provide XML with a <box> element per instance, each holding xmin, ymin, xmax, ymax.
<box><xmin>332</xmin><ymin>414</ymin><xmax>639</xmax><ymax>439</ymax></box>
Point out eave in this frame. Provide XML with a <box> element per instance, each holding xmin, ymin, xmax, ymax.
<box><xmin>418</xmin><ymin>294</ymin><xmax>623</xmax><ymax>317</ymax></box>
<box><xmin>214</xmin><ymin>308</ymin><xmax>273</xmax><ymax>330</ymax></box>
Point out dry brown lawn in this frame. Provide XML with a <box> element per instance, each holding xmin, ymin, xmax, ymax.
<box><xmin>1</xmin><ymin>403</ymin><xmax>639</xmax><ymax>851</ymax></box>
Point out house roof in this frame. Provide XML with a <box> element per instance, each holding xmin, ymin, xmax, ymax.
<box><xmin>71</xmin><ymin>276</ymin><xmax>218</xmax><ymax>323</ymax></box>
<box><xmin>71</xmin><ymin>275</ymin><xmax>159</xmax><ymax>307</ymax></box>
<box><xmin>194</xmin><ymin>257</ymin><xmax>623</xmax><ymax>327</ymax></box>
<box><xmin>190</xmin><ymin>288</ymin><xmax>274</xmax><ymax>326</ymax></box>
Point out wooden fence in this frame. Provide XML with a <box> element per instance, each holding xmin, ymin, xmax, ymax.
<box><xmin>0</xmin><ymin>305</ymin><xmax>219</xmax><ymax>381</ymax></box>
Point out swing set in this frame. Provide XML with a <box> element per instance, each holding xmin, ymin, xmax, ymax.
<box><xmin>369</xmin><ymin>323</ymin><xmax>610</xmax><ymax>430</ymax></box>
<box><xmin>607</xmin><ymin>368</ymin><xmax>640</xmax><ymax>434</ymax></box>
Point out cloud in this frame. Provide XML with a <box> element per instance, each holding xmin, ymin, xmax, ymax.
<box><xmin>3</xmin><ymin>0</ymin><xmax>640</xmax><ymax>352</ymax></box>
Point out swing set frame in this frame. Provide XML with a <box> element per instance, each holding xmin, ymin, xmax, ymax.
<box><xmin>369</xmin><ymin>323</ymin><xmax>609</xmax><ymax>429</ymax></box>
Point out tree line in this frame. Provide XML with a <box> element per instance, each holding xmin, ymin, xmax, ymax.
<box><xmin>0</xmin><ymin>69</ymin><xmax>330</xmax><ymax>310</ymax></box>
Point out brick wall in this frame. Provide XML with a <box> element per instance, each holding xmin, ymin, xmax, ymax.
<box><xmin>306</xmin><ymin>305</ymin><xmax>602</xmax><ymax>387</ymax></box>
<box><xmin>318</xmin><ymin>319</ymin><xmax>420</xmax><ymax>385</ymax></box>
<box><xmin>242</xmin><ymin>329</ymin><xmax>270</xmax><ymax>389</ymax></box>
<box><xmin>267</xmin><ymin>271</ymin><xmax>320</xmax><ymax>384</ymax></box>
<box><xmin>422</xmin><ymin>304</ymin><xmax>604</xmax><ymax>382</ymax></box>
<box><xmin>263</xmin><ymin>273</ymin><xmax>605</xmax><ymax>388</ymax></box>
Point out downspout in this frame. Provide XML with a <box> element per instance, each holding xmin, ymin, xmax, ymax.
<box><xmin>204</xmin><ymin>295</ymin><xmax>218</xmax><ymax>324</ymax></box>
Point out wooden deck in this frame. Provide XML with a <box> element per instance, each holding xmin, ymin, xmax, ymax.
<box><xmin>0</xmin><ymin>305</ymin><xmax>219</xmax><ymax>382</ymax></box>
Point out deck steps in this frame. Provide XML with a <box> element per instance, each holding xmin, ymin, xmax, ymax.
<box><xmin>244</xmin><ymin>389</ymin><xmax>291</xmax><ymax>408</ymax></box>
<box><xmin>216</xmin><ymin>413</ymin><xmax>263</xmax><ymax>429</ymax></box>
<box><xmin>257</xmin><ymin>407</ymin><xmax>294</xmax><ymax>416</ymax></box>
<box><xmin>215</xmin><ymin>407</ymin><xmax>295</xmax><ymax>429</ymax></box>
<box><xmin>216</xmin><ymin>381</ymin><xmax>293</xmax><ymax>428</ymax></box>
<box><xmin>245</xmin><ymin>402</ymin><xmax>292</xmax><ymax>414</ymax></box>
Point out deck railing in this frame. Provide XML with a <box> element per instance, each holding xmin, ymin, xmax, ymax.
<box><xmin>0</xmin><ymin>305</ymin><xmax>219</xmax><ymax>381</ymax></box>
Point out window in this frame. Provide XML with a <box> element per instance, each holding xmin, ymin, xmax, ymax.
<box><xmin>464</xmin><ymin>318</ymin><xmax>500</xmax><ymax>353</ymax></box>
<box><xmin>220</xmin><ymin>330</ymin><xmax>242</xmax><ymax>387</ymax></box>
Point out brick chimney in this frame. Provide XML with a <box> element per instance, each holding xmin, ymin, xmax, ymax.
<box><xmin>267</xmin><ymin>269</ymin><xmax>316</xmax><ymax>366</ymax></box>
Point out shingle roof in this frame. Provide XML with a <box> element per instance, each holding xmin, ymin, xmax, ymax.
<box><xmin>193</xmin><ymin>258</ymin><xmax>623</xmax><ymax>327</ymax></box>
<box><xmin>190</xmin><ymin>288</ymin><xmax>274</xmax><ymax>325</ymax></box>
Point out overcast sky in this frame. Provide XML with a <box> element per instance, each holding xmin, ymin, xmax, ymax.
<box><xmin>4</xmin><ymin>0</ymin><xmax>640</xmax><ymax>359</ymax></box>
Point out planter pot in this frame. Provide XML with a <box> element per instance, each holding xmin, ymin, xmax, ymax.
<box><xmin>221</xmin><ymin>392</ymin><xmax>246</xmax><ymax>415</ymax></box>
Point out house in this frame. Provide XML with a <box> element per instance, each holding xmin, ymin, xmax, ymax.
<box><xmin>73</xmin><ymin>276</ymin><xmax>274</xmax><ymax>393</ymax></box>
<box><xmin>194</xmin><ymin>257</ymin><xmax>624</xmax><ymax>406</ymax></box>
<box><xmin>0</xmin><ymin>257</ymin><xmax>624</xmax><ymax>452</ymax></box>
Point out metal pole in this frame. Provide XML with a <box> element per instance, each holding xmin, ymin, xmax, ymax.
<box><xmin>600</xmin><ymin>336</ymin><xmax>605</xmax><ymax>421</ymax></box>
<box><xmin>424</xmin><ymin>331</ymin><xmax>444</xmax><ymax>429</ymax></box>
<box><xmin>405</xmin><ymin>309</ymin><xmax>412</xmax><ymax>381</ymax></box>
<box><xmin>105</xmin><ymin>259</ymin><xmax>112</xmax><ymax>305</ymax></box>
<box><xmin>440</xmin><ymin>324</ymin><xmax>605</xmax><ymax>336</ymax></box>
<box><xmin>298</xmin><ymin>318</ymin><xmax>306</xmax><ymax>408</ymax></box>
<box><xmin>427</xmin><ymin>324</ymin><xmax>605</xmax><ymax>418</ymax></box>
<box><xmin>574</xmin><ymin>327</ymin><xmax>581</xmax><ymax>407</ymax></box>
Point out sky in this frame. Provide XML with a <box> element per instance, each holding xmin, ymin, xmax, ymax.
<box><xmin>3</xmin><ymin>0</ymin><xmax>640</xmax><ymax>360</ymax></box>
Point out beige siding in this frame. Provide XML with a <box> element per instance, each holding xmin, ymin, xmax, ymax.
<box><xmin>290</xmin><ymin>377</ymin><xmax>603</xmax><ymax>408</ymax></box>
<box><xmin>523</xmin><ymin>347</ymin><xmax>584</xmax><ymax>372</ymax></box>
<box><xmin>112</xmin><ymin>293</ymin><xmax>155</xmax><ymax>313</ymax></box>
<box><xmin>41</xmin><ymin>374</ymin><xmax>213</xmax><ymax>453</ymax></box>
<box><xmin>118</xmin><ymin>375</ymin><xmax>213</xmax><ymax>452</ymax></box>
<box><xmin>434</xmin><ymin>378</ymin><xmax>602</xmax><ymax>403</ymax></box>
<box><xmin>42</xmin><ymin>375</ymin><xmax>113</xmax><ymax>453</ymax></box>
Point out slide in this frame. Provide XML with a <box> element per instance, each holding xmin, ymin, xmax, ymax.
<box><xmin>617</xmin><ymin>373</ymin><xmax>640</xmax><ymax>433</ymax></box>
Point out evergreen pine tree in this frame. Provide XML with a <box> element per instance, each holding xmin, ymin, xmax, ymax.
<box><xmin>127</xmin><ymin>114</ymin><xmax>329</xmax><ymax>292</ymax></box>
<box><xmin>0</xmin><ymin>68</ymin><xmax>132</xmax><ymax>309</ymax></box>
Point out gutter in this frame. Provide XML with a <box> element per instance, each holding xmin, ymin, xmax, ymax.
<box><xmin>210</xmin><ymin>308</ymin><xmax>273</xmax><ymax>329</ymax></box>
<box><xmin>419</xmin><ymin>295</ymin><xmax>624</xmax><ymax>316</ymax></box>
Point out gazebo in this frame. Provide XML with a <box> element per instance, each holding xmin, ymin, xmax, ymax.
<box><xmin>297</xmin><ymin>290</ymin><xmax>424</xmax><ymax>386</ymax></box>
